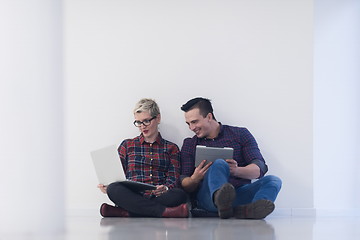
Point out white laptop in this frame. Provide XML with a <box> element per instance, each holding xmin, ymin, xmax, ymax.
<box><xmin>91</xmin><ymin>145</ymin><xmax>156</xmax><ymax>191</ymax></box>
<box><xmin>195</xmin><ymin>145</ymin><xmax>234</xmax><ymax>167</ymax></box>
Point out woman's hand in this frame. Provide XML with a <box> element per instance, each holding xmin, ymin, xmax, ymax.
<box><xmin>97</xmin><ymin>184</ymin><xmax>108</xmax><ymax>194</ymax></box>
<box><xmin>150</xmin><ymin>185</ymin><xmax>169</xmax><ymax>197</ymax></box>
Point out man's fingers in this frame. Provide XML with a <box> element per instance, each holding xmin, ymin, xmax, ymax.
<box><xmin>226</xmin><ymin>159</ymin><xmax>234</xmax><ymax>164</ymax></box>
<box><xmin>198</xmin><ymin>162</ymin><xmax>212</xmax><ymax>175</ymax></box>
<box><xmin>197</xmin><ymin>159</ymin><xmax>207</xmax><ymax>169</ymax></box>
<box><xmin>202</xmin><ymin>162</ymin><xmax>212</xmax><ymax>171</ymax></box>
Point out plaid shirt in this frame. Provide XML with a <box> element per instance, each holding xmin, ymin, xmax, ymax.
<box><xmin>180</xmin><ymin>124</ymin><xmax>268</xmax><ymax>188</ymax></box>
<box><xmin>118</xmin><ymin>133</ymin><xmax>180</xmax><ymax>190</ymax></box>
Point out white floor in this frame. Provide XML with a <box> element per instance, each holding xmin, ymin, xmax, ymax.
<box><xmin>3</xmin><ymin>215</ymin><xmax>360</xmax><ymax>240</ymax></box>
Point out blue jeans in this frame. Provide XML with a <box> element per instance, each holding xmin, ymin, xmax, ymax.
<box><xmin>196</xmin><ymin>159</ymin><xmax>282</xmax><ymax>212</ymax></box>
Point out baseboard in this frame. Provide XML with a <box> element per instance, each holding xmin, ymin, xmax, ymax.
<box><xmin>271</xmin><ymin>208</ymin><xmax>316</xmax><ymax>217</ymax></box>
<box><xmin>315</xmin><ymin>208</ymin><xmax>360</xmax><ymax>217</ymax></box>
<box><xmin>272</xmin><ymin>208</ymin><xmax>360</xmax><ymax>217</ymax></box>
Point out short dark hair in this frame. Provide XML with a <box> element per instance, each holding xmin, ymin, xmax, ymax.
<box><xmin>181</xmin><ymin>97</ymin><xmax>216</xmax><ymax>120</ymax></box>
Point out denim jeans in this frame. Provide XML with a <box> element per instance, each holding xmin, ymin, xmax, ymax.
<box><xmin>196</xmin><ymin>159</ymin><xmax>282</xmax><ymax>212</ymax></box>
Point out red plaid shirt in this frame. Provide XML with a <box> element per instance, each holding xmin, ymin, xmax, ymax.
<box><xmin>118</xmin><ymin>133</ymin><xmax>180</xmax><ymax>189</ymax></box>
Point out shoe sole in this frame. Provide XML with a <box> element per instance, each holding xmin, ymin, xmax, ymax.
<box><xmin>234</xmin><ymin>199</ymin><xmax>275</xmax><ymax>219</ymax></box>
<box><xmin>214</xmin><ymin>183</ymin><xmax>236</xmax><ymax>219</ymax></box>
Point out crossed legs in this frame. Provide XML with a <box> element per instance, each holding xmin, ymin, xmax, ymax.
<box><xmin>195</xmin><ymin>159</ymin><xmax>282</xmax><ymax>219</ymax></box>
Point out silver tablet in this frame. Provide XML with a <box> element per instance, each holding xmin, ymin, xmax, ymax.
<box><xmin>195</xmin><ymin>145</ymin><xmax>234</xmax><ymax>167</ymax></box>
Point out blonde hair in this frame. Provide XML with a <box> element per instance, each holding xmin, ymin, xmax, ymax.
<box><xmin>133</xmin><ymin>98</ymin><xmax>160</xmax><ymax>117</ymax></box>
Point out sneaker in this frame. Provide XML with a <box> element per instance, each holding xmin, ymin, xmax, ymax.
<box><xmin>100</xmin><ymin>203</ymin><xmax>129</xmax><ymax>217</ymax></box>
<box><xmin>234</xmin><ymin>199</ymin><xmax>275</xmax><ymax>219</ymax></box>
<box><xmin>213</xmin><ymin>183</ymin><xmax>236</xmax><ymax>219</ymax></box>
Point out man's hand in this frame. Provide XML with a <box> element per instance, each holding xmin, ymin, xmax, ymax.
<box><xmin>181</xmin><ymin>160</ymin><xmax>212</xmax><ymax>192</ymax></box>
<box><xmin>226</xmin><ymin>160</ymin><xmax>261</xmax><ymax>179</ymax></box>
<box><xmin>97</xmin><ymin>184</ymin><xmax>108</xmax><ymax>194</ymax></box>
<box><xmin>191</xmin><ymin>160</ymin><xmax>213</xmax><ymax>183</ymax></box>
<box><xmin>226</xmin><ymin>159</ymin><xmax>238</xmax><ymax>176</ymax></box>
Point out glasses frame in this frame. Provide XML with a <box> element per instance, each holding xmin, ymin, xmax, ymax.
<box><xmin>133</xmin><ymin>116</ymin><xmax>157</xmax><ymax>127</ymax></box>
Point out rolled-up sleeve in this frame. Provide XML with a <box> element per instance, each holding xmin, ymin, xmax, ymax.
<box><xmin>240</xmin><ymin>128</ymin><xmax>268</xmax><ymax>178</ymax></box>
<box><xmin>251</xmin><ymin>159</ymin><xmax>268</xmax><ymax>178</ymax></box>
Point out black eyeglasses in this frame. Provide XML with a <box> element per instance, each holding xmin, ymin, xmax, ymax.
<box><xmin>133</xmin><ymin>116</ymin><xmax>157</xmax><ymax>127</ymax></box>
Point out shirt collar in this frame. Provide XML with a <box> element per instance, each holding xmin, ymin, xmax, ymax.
<box><xmin>139</xmin><ymin>133</ymin><xmax>163</xmax><ymax>145</ymax></box>
<box><xmin>204</xmin><ymin>122</ymin><xmax>224</xmax><ymax>141</ymax></box>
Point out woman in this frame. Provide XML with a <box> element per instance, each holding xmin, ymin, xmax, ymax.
<box><xmin>98</xmin><ymin>98</ymin><xmax>188</xmax><ymax>217</ymax></box>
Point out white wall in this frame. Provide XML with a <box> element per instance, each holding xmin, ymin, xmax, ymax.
<box><xmin>314</xmin><ymin>0</ymin><xmax>360</xmax><ymax>215</ymax></box>
<box><xmin>64</xmin><ymin>0</ymin><xmax>313</xmax><ymax>214</ymax></box>
<box><xmin>0</xmin><ymin>0</ymin><xmax>64</xmax><ymax>234</ymax></box>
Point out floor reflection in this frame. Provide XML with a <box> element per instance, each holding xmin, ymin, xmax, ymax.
<box><xmin>100</xmin><ymin>217</ymin><xmax>275</xmax><ymax>240</ymax></box>
<box><xmin>5</xmin><ymin>215</ymin><xmax>359</xmax><ymax>239</ymax></box>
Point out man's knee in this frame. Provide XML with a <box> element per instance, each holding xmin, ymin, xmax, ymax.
<box><xmin>212</xmin><ymin>159</ymin><xmax>229</xmax><ymax>170</ymax></box>
<box><xmin>205</xmin><ymin>159</ymin><xmax>230</xmax><ymax>178</ymax></box>
<box><xmin>262</xmin><ymin>175</ymin><xmax>282</xmax><ymax>192</ymax></box>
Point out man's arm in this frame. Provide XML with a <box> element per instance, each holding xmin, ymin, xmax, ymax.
<box><xmin>237</xmin><ymin>128</ymin><xmax>268</xmax><ymax>178</ymax></box>
<box><xmin>181</xmin><ymin>177</ymin><xmax>199</xmax><ymax>193</ymax></box>
<box><xmin>226</xmin><ymin>159</ymin><xmax>260</xmax><ymax>179</ymax></box>
<box><xmin>181</xmin><ymin>160</ymin><xmax>212</xmax><ymax>192</ymax></box>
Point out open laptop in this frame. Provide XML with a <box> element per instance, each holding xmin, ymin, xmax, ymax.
<box><xmin>91</xmin><ymin>145</ymin><xmax>156</xmax><ymax>192</ymax></box>
<box><xmin>195</xmin><ymin>145</ymin><xmax>234</xmax><ymax>167</ymax></box>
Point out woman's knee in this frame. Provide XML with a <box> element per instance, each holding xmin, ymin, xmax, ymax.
<box><xmin>170</xmin><ymin>188</ymin><xmax>188</xmax><ymax>203</ymax></box>
<box><xmin>106</xmin><ymin>182</ymin><xmax>124</xmax><ymax>197</ymax></box>
<box><xmin>159</xmin><ymin>188</ymin><xmax>188</xmax><ymax>207</ymax></box>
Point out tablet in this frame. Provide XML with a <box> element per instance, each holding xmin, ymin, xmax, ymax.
<box><xmin>195</xmin><ymin>145</ymin><xmax>234</xmax><ymax>166</ymax></box>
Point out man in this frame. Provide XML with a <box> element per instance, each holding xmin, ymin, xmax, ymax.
<box><xmin>180</xmin><ymin>97</ymin><xmax>282</xmax><ymax>219</ymax></box>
